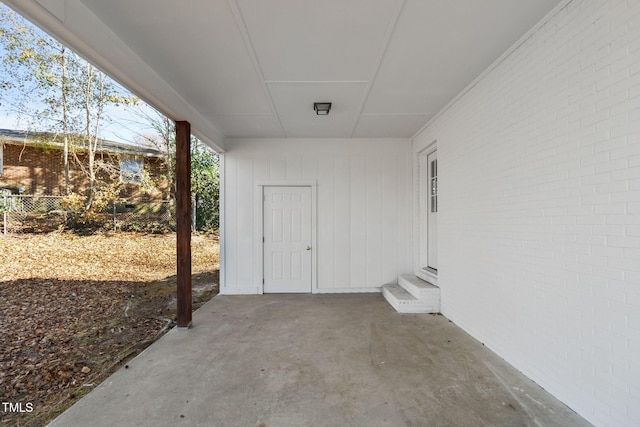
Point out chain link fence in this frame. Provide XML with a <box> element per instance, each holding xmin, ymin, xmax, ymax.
<box><xmin>112</xmin><ymin>199</ymin><xmax>176</xmax><ymax>233</ymax></box>
<box><xmin>1</xmin><ymin>194</ymin><xmax>68</xmax><ymax>234</ymax></box>
<box><xmin>1</xmin><ymin>194</ymin><xmax>179</xmax><ymax>234</ymax></box>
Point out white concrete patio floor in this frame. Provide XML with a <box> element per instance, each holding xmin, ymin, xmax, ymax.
<box><xmin>48</xmin><ymin>294</ymin><xmax>592</xmax><ymax>427</ymax></box>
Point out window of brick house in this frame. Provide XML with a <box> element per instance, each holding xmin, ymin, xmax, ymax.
<box><xmin>119</xmin><ymin>158</ymin><xmax>144</xmax><ymax>184</ymax></box>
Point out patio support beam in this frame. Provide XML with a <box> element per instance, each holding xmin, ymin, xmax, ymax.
<box><xmin>175</xmin><ymin>120</ymin><xmax>192</xmax><ymax>328</ymax></box>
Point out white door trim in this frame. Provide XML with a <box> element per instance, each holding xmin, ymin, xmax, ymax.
<box><xmin>256</xmin><ymin>181</ymin><xmax>317</xmax><ymax>294</ymax></box>
<box><xmin>417</xmin><ymin>141</ymin><xmax>438</xmax><ymax>285</ymax></box>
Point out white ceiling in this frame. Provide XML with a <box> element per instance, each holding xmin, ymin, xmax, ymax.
<box><xmin>11</xmin><ymin>0</ymin><xmax>563</xmax><ymax>147</ymax></box>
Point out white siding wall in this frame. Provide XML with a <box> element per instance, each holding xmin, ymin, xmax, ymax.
<box><xmin>413</xmin><ymin>1</ymin><xmax>640</xmax><ymax>426</ymax></box>
<box><xmin>222</xmin><ymin>138</ymin><xmax>412</xmax><ymax>294</ymax></box>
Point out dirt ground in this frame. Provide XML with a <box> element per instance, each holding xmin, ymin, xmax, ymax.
<box><xmin>0</xmin><ymin>232</ymin><xmax>220</xmax><ymax>427</ymax></box>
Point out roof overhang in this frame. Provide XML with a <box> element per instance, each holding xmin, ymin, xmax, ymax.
<box><xmin>3</xmin><ymin>0</ymin><xmax>226</xmax><ymax>152</ymax></box>
<box><xmin>3</xmin><ymin>1</ymin><xmax>566</xmax><ymax>152</ymax></box>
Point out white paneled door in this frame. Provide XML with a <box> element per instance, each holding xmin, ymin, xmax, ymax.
<box><xmin>263</xmin><ymin>186</ymin><xmax>312</xmax><ymax>293</ymax></box>
<box><xmin>427</xmin><ymin>150</ymin><xmax>438</xmax><ymax>271</ymax></box>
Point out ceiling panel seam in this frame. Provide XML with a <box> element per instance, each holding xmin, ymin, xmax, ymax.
<box><xmin>265</xmin><ymin>80</ymin><xmax>369</xmax><ymax>85</ymax></box>
<box><xmin>349</xmin><ymin>0</ymin><xmax>406</xmax><ymax>138</ymax></box>
<box><xmin>226</xmin><ymin>0</ymin><xmax>286</xmax><ymax>137</ymax></box>
<box><xmin>361</xmin><ymin>113</ymin><xmax>431</xmax><ymax>117</ymax></box>
<box><xmin>211</xmin><ymin>113</ymin><xmax>273</xmax><ymax>116</ymax></box>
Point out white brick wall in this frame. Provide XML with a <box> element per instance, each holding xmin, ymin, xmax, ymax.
<box><xmin>413</xmin><ymin>1</ymin><xmax>640</xmax><ymax>426</ymax></box>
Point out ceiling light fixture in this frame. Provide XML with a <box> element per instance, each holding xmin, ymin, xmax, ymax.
<box><xmin>313</xmin><ymin>102</ymin><xmax>332</xmax><ymax>115</ymax></box>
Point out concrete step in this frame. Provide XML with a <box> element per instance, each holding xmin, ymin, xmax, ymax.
<box><xmin>381</xmin><ymin>283</ymin><xmax>440</xmax><ymax>314</ymax></box>
<box><xmin>398</xmin><ymin>274</ymin><xmax>439</xmax><ymax>299</ymax></box>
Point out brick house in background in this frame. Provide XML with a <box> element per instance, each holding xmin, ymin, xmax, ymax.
<box><xmin>0</xmin><ymin>129</ymin><xmax>170</xmax><ymax>200</ymax></box>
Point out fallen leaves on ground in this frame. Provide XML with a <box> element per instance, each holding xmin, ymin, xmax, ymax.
<box><xmin>1</xmin><ymin>232</ymin><xmax>218</xmax><ymax>282</ymax></box>
<box><xmin>0</xmin><ymin>232</ymin><xmax>219</xmax><ymax>426</ymax></box>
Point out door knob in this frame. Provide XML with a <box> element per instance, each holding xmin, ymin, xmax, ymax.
<box><xmin>306</xmin><ymin>246</ymin><xmax>312</xmax><ymax>251</ymax></box>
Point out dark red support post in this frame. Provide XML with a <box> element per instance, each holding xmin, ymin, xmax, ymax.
<box><xmin>175</xmin><ymin>121</ymin><xmax>192</xmax><ymax>328</ymax></box>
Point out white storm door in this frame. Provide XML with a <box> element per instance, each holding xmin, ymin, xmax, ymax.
<box><xmin>263</xmin><ymin>186</ymin><xmax>312</xmax><ymax>293</ymax></box>
<box><xmin>427</xmin><ymin>151</ymin><xmax>438</xmax><ymax>271</ymax></box>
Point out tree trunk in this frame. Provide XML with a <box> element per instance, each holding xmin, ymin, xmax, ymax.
<box><xmin>85</xmin><ymin>63</ymin><xmax>95</xmax><ymax>208</ymax></box>
<box><xmin>61</xmin><ymin>47</ymin><xmax>70</xmax><ymax>194</ymax></box>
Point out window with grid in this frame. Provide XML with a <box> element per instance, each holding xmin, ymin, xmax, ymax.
<box><xmin>430</xmin><ymin>159</ymin><xmax>437</xmax><ymax>213</ymax></box>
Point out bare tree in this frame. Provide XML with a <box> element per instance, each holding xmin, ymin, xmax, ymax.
<box><xmin>0</xmin><ymin>5</ymin><xmax>137</xmax><ymax>205</ymax></box>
